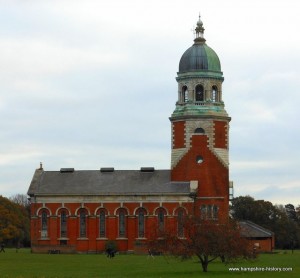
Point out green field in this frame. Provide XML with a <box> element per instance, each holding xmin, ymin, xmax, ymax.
<box><xmin>0</xmin><ymin>249</ymin><xmax>299</xmax><ymax>278</ymax></box>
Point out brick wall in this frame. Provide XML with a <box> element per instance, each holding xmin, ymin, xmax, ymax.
<box><xmin>171</xmin><ymin>131</ymin><xmax>229</xmax><ymax>223</ymax></box>
<box><xmin>30</xmin><ymin>201</ymin><xmax>193</xmax><ymax>253</ymax></box>
<box><xmin>214</xmin><ymin>120</ymin><xmax>228</xmax><ymax>148</ymax></box>
<box><xmin>172</xmin><ymin>121</ymin><xmax>185</xmax><ymax>148</ymax></box>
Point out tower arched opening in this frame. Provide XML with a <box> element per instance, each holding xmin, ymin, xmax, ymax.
<box><xmin>211</xmin><ymin>85</ymin><xmax>219</xmax><ymax>102</ymax></box>
<box><xmin>194</xmin><ymin>127</ymin><xmax>205</xmax><ymax>134</ymax></box>
<box><xmin>195</xmin><ymin>85</ymin><xmax>204</xmax><ymax>101</ymax></box>
<box><xmin>181</xmin><ymin>86</ymin><xmax>188</xmax><ymax>103</ymax></box>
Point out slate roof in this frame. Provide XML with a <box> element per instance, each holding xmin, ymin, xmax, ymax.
<box><xmin>27</xmin><ymin>169</ymin><xmax>191</xmax><ymax>196</ymax></box>
<box><xmin>239</xmin><ymin>221</ymin><xmax>274</xmax><ymax>238</ymax></box>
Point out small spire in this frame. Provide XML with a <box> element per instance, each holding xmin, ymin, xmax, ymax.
<box><xmin>194</xmin><ymin>14</ymin><xmax>206</xmax><ymax>44</ymax></box>
<box><xmin>197</xmin><ymin>13</ymin><xmax>203</xmax><ymax>26</ymax></box>
<box><xmin>39</xmin><ymin>162</ymin><xmax>43</xmax><ymax>170</ymax></box>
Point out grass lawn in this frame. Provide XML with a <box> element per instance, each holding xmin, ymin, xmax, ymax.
<box><xmin>0</xmin><ymin>249</ymin><xmax>299</xmax><ymax>278</ymax></box>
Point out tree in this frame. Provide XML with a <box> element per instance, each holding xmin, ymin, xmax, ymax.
<box><xmin>9</xmin><ymin>194</ymin><xmax>30</xmax><ymax>208</ymax></box>
<box><xmin>230</xmin><ymin>195</ymin><xmax>256</xmax><ymax>220</ymax></box>
<box><xmin>231</xmin><ymin>196</ymin><xmax>300</xmax><ymax>249</ymax></box>
<box><xmin>0</xmin><ymin>195</ymin><xmax>30</xmax><ymax>246</ymax></box>
<box><xmin>231</xmin><ymin>196</ymin><xmax>281</xmax><ymax>228</ymax></box>
<box><xmin>10</xmin><ymin>194</ymin><xmax>31</xmax><ymax>221</ymax></box>
<box><xmin>285</xmin><ymin>204</ymin><xmax>298</xmax><ymax>222</ymax></box>
<box><xmin>148</xmin><ymin>217</ymin><xmax>254</xmax><ymax>272</ymax></box>
<box><xmin>296</xmin><ymin>205</ymin><xmax>300</xmax><ymax>220</ymax></box>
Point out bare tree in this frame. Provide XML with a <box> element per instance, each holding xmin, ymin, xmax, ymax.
<box><xmin>9</xmin><ymin>194</ymin><xmax>30</xmax><ymax>208</ymax></box>
<box><xmin>148</xmin><ymin>217</ymin><xmax>254</xmax><ymax>272</ymax></box>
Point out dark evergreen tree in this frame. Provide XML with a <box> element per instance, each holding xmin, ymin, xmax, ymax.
<box><xmin>285</xmin><ymin>204</ymin><xmax>298</xmax><ymax>222</ymax></box>
<box><xmin>231</xmin><ymin>196</ymin><xmax>300</xmax><ymax>249</ymax></box>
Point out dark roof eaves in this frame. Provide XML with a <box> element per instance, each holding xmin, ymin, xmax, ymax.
<box><xmin>239</xmin><ymin>221</ymin><xmax>274</xmax><ymax>237</ymax></box>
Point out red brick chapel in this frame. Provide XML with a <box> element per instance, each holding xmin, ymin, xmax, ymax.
<box><xmin>27</xmin><ymin>17</ymin><xmax>232</xmax><ymax>254</ymax></box>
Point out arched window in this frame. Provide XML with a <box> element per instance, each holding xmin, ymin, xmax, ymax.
<box><xmin>99</xmin><ymin>210</ymin><xmax>106</xmax><ymax>238</ymax></box>
<box><xmin>157</xmin><ymin>208</ymin><xmax>166</xmax><ymax>232</ymax></box>
<box><xmin>79</xmin><ymin>209</ymin><xmax>87</xmax><ymax>238</ymax></box>
<box><xmin>194</xmin><ymin>128</ymin><xmax>205</xmax><ymax>134</ymax></box>
<box><xmin>118</xmin><ymin>209</ymin><xmax>127</xmax><ymax>238</ymax></box>
<box><xmin>200</xmin><ymin>205</ymin><xmax>206</xmax><ymax>220</ymax></box>
<box><xmin>182</xmin><ymin>86</ymin><xmax>188</xmax><ymax>102</ymax></box>
<box><xmin>195</xmin><ymin>85</ymin><xmax>204</xmax><ymax>101</ymax></box>
<box><xmin>213</xmin><ymin>205</ymin><xmax>219</xmax><ymax>220</ymax></box>
<box><xmin>136</xmin><ymin>208</ymin><xmax>146</xmax><ymax>238</ymax></box>
<box><xmin>60</xmin><ymin>210</ymin><xmax>68</xmax><ymax>238</ymax></box>
<box><xmin>200</xmin><ymin>205</ymin><xmax>218</xmax><ymax>220</ymax></box>
<box><xmin>177</xmin><ymin>209</ymin><xmax>185</xmax><ymax>237</ymax></box>
<box><xmin>211</xmin><ymin>86</ymin><xmax>218</xmax><ymax>102</ymax></box>
<box><xmin>41</xmin><ymin>210</ymin><xmax>48</xmax><ymax>238</ymax></box>
<box><xmin>207</xmin><ymin>205</ymin><xmax>212</xmax><ymax>219</ymax></box>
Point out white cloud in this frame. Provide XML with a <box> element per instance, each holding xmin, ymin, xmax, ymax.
<box><xmin>0</xmin><ymin>0</ymin><xmax>300</xmax><ymax>206</ymax></box>
<box><xmin>278</xmin><ymin>181</ymin><xmax>300</xmax><ymax>191</ymax></box>
<box><xmin>0</xmin><ymin>149</ymin><xmax>42</xmax><ymax>166</ymax></box>
<box><xmin>231</xmin><ymin>160</ymin><xmax>287</xmax><ymax>171</ymax></box>
<box><xmin>0</xmin><ymin>38</ymin><xmax>129</xmax><ymax>77</ymax></box>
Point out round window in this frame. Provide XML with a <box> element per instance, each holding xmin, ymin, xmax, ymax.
<box><xmin>196</xmin><ymin>156</ymin><xmax>203</xmax><ymax>164</ymax></box>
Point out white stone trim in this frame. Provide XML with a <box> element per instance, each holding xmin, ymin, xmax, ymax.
<box><xmin>213</xmin><ymin>148</ymin><xmax>229</xmax><ymax>167</ymax></box>
<box><xmin>75</xmin><ymin>206</ymin><xmax>91</xmax><ymax>216</ymax></box>
<box><xmin>94</xmin><ymin>206</ymin><xmax>109</xmax><ymax>216</ymax></box>
<box><xmin>196</xmin><ymin>197</ymin><xmax>225</xmax><ymax>199</ymax></box>
<box><xmin>34</xmin><ymin>195</ymin><xmax>192</xmax><ymax>204</ymax></box>
<box><xmin>171</xmin><ymin>148</ymin><xmax>188</xmax><ymax>168</ymax></box>
<box><xmin>55</xmin><ymin>206</ymin><xmax>71</xmax><ymax>216</ymax></box>
<box><xmin>36</xmin><ymin>206</ymin><xmax>52</xmax><ymax>216</ymax></box>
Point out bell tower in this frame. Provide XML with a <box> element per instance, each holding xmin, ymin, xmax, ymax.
<box><xmin>170</xmin><ymin>16</ymin><xmax>231</xmax><ymax>222</ymax></box>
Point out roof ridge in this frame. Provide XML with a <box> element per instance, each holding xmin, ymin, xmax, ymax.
<box><xmin>241</xmin><ymin>220</ymin><xmax>274</xmax><ymax>235</ymax></box>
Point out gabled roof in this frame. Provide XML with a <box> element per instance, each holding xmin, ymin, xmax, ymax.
<box><xmin>27</xmin><ymin>169</ymin><xmax>190</xmax><ymax>196</ymax></box>
<box><xmin>239</xmin><ymin>221</ymin><xmax>274</xmax><ymax>238</ymax></box>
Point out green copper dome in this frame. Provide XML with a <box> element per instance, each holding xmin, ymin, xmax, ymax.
<box><xmin>179</xmin><ymin>43</ymin><xmax>221</xmax><ymax>73</ymax></box>
<box><xmin>177</xmin><ymin>16</ymin><xmax>223</xmax><ymax>79</ymax></box>
<box><xmin>171</xmin><ymin>16</ymin><xmax>229</xmax><ymax>121</ymax></box>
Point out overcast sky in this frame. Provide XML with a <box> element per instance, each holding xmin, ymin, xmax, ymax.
<box><xmin>0</xmin><ymin>0</ymin><xmax>299</xmax><ymax>206</ymax></box>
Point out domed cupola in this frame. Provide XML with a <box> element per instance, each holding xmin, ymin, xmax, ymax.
<box><xmin>171</xmin><ymin>15</ymin><xmax>229</xmax><ymax>119</ymax></box>
<box><xmin>179</xmin><ymin>44</ymin><xmax>221</xmax><ymax>73</ymax></box>
<box><xmin>178</xmin><ymin>16</ymin><xmax>223</xmax><ymax>80</ymax></box>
